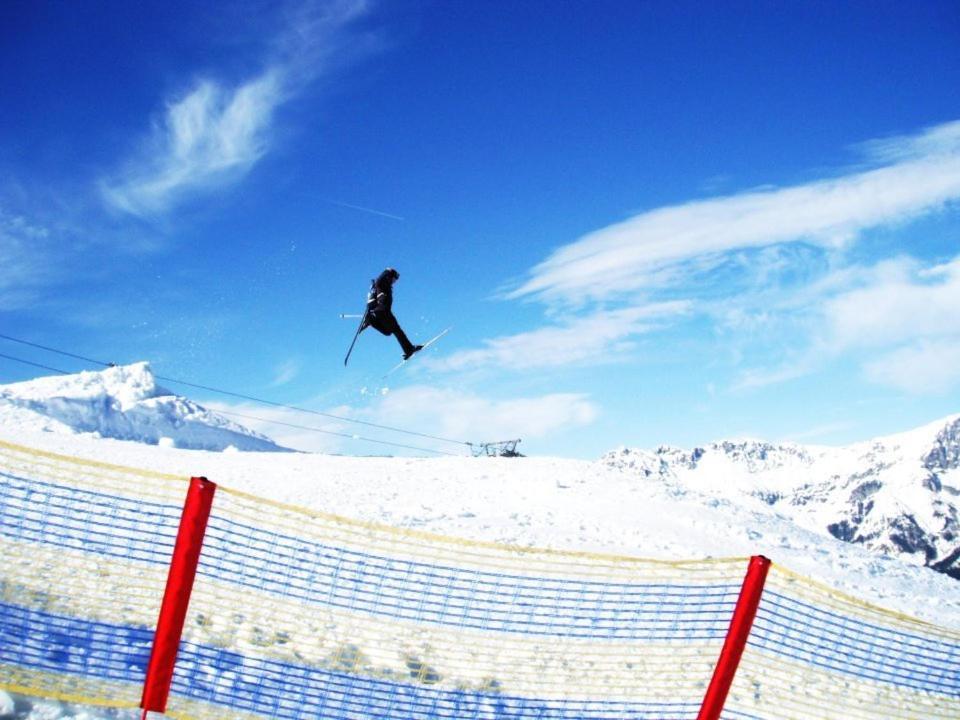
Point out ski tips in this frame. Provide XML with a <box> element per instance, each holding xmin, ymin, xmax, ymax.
<box><xmin>381</xmin><ymin>326</ymin><xmax>451</xmax><ymax>378</ymax></box>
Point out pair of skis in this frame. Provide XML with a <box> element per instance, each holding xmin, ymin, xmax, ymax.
<box><xmin>342</xmin><ymin>312</ymin><xmax>449</xmax><ymax>376</ymax></box>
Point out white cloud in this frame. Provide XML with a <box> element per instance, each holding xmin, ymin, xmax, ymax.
<box><xmin>363</xmin><ymin>386</ymin><xmax>599</xmax><ymax>444</ymax></box>
<box><xmin>824</xmin><ymin>257</ymin><xmax>960</xmax><ymax>350</ymax></box>
<box><xmin>865</xmin><ymin>340</ymin><xmax>960</xmax><ymax>394</ymax></box>
<box><xmin>826</xmin><ymin>256</ymin><xmax>960</xmax><ymax>394</ymax></box>
<box><xmin>858</xmin><ymin>119</ymin><xmax>960</xmax><ymax>163</ymax></box>
<box><xmin>509</xmin><ymin>120</ymin><xmax>960</xmax><ymax>305</ymax></box>
<box><xmin>205</xmin><ymin>400</ymin><xmax>356</xmax><ymax>454</ymax></box>
<box><xmin>733</xmin><ymin>360</ymin><xmax>819</xmax><ymax>392</ymax></box>
<box><xmin>101</xmin><ymin>0</ymin><xmax>370</xmax><ymax>217</ymax></box>
<box><xmin>734</xmin><ymin>254</ymin><xmax>960</xmax><ymax>393</ymax></box>
<box><xmin>0</xmin><ymin>211</ymin><xmax>56</xmax><ymax>309</ymax></box>
<box><xmin>102</xmin><ymin>75</ymin><xmax>283</xmax><ymax>216</ymax></box>
<box><xmin>431</xmin><ymin>302</ymin><xmax>691</xmax><ymax>373</ymax></box>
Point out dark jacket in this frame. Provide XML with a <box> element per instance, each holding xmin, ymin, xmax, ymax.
<box><xmin>369</xmin><ymin>270</ymin><xmax>396</xmax><ymax>314</ymax></box>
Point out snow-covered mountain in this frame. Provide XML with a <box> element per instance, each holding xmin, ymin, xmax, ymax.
<box><xmin>0</xmin><ymin>362</ymin><xmax>289</xmax><ymax>452</ymax></box>
<box><xmin>603</xmin><ymin>415</ymin><xmax>960</xmax><ymax>580</ymax></box>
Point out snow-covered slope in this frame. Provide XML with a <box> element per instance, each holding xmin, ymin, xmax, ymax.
<box><xmin>1</xmin><ymin>366</ymin><xmax>959</xmax><ymax>718</ymax></box>
<box><xmin>2</xmin><ymin>419</ymin><xmax>958</xmax><ymax>631</ymax></box>
<box><xmin>603</xmin><ymin>415</ymin><xmax>960</xmax><ymax>580</ymax></box>
<box><xmin>0</xmin><ymin>362</ymin><xmax>288</xmax><ymax>452</ymax></box>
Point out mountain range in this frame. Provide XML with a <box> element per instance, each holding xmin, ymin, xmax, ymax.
<box><xmin>603</xmin><ymin>415</ymin><xmax>960</xmax><ymax>579</ymax></box>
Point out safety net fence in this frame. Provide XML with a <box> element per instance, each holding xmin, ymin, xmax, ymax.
<box><xmin>1</xmin><ymin>438</ymin><xmax>958</xmax><ymax>719</ymax></box>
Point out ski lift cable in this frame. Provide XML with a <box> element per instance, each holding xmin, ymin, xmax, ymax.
<box><xmin>0</xmin><ymin>332</ymin><xmax>473</xmax><ymax>448</ymax></box>
<box><xmin>214</xmin><ymin>408</ymin><xmax>462</xmax><ymax>457</ymax></box>
<box><xmin>0</xmin><ymin>334</ymin><xmax>111</xmax><ymax>368</ymax></box>
<box><xmin>0</xmin><ymin>350</ymin><xmax>463</xmax><ymax>457</ymax></box>
<box><xmin>0</xmin><ymin>352</ymin><xmax>72</xmax><ymax>376</ymax></box>
<box><xmin>149</xmin><ymin>375</ymin><xmax>472</xmax><ymax>448</ymax></box>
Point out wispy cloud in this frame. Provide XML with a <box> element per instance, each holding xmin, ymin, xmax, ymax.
<box><xmin>361</xmin><ymin>386</ymin><xmax>599</xmax><ymax>444</ymax></box>
<box><xmin>430</xmin><ymin>302</ymin><xmax>691</xmax><ymax>373</ymax></box>
<box><xmin>271</xmin><ymin>358</ymin><xmax>303</xmax><ymax>387</ymax></box>
<box><xmin>205</xmin><ymin>400</ymin><xmax>352</xmax><ymax>453</ymax></box>
<box><xmin>0</xmin><ymin>211</ymin><xmax>56</xmax><ymax>310</ymax></box>
<box><xmin>826</xmin><ymin>255</ymin><xmax>960</xmax><ymax>393</ymax></box>
<box><xmin>734</xmin><ymin>254</ymin><xmax>960</xmax><ymax>393</ymax></box>
<box><xmin>823</xmin><ymin>256</ymin><xmax>960</xmax><ymax>351</ymax></box>
<box><xmin>101</xmin><ymin>0</ymin><xmax>371</xmax><ymax>217</ymax></box>
<box><xmin>508</xmin><ymin>120</ymin><xmax>960</xmax><ymax>306</ymax></box>
<box><xmin>101</xmin><ymin>74</ymin><xmax>284</xmax><ymax>216</ymax></box>
<box><xmin>864</xmin><ymin>339</ymin><xmax>960</xmax><ymax>395</ymax></box>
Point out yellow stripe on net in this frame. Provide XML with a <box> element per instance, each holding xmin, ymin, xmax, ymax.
<box><xmin>0</xmin><ymin>438</ymin><xmax>188</xmax><ymax>505</ymax></box>
<box><xmin>768</xmin><ymin>564</ymin><xmax>960</xmax><ymax>639</ymax></box>
<box><xmin>215</xmin><ymin>483</ymin><xmax>750</xmax><ymax>579</ymax></box>
<box><xmin>0</xmin><ymin>663</ymin><xmax>142</xmax><ymax>711</ymax></box>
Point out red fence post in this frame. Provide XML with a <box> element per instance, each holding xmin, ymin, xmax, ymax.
<box><xmin>140</xmin><ymin>476</ymin><xmax>217</xmax><ymax>716</ymax></box>
<box><xmin>697</xmin><ymin>554</ymin><xmax>771</xmax><ymax>720</ymax></box>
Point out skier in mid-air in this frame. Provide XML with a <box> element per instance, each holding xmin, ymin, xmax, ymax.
<box><xmin>363</xmin><ymin>268</ymin><xmax>423</xmax><ymax>360</ymax></box>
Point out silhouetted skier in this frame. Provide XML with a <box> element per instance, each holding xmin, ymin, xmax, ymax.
<box><xmin>363</xmin><ymin>268</ymin><xmax>423</xmax><ymax>360</ymax></box>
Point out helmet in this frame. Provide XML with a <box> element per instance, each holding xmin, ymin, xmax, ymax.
<box><xmin>386</xmin><ymin>267</ymin><xmax>400</xmax><ymax>281</ymax></box>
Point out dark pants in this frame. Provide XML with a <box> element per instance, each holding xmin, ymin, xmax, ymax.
<box><xmin>367</xmin><ymin>311</ymin><xmax>415</xmax><ymax>355</ymax></box>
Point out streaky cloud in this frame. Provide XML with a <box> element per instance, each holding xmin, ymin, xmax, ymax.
<box><xmin>271</xmin><ymin>358</ymin><xmax>303</xmax><ymax>387</ymax></box>
<box><xmin>101</xmin><ymin>0</ymin><xmax>370</xmax><ymax>217</ymax></box>
<box><xmin>102</xmin><ymin>73</ymin><xmax>283</xmax><ymax>216</ymax></box>
<box><xmin>431</xmin><ymin>302</ymin><xmax>691</xmax><ymax>373</ymax></box>
<box><xmin>0</xmin><ymin>210</ymin><xmax>60</xmax><ymax>310</ymax></box>
<box><xmin>508</xmin><ymin>120</ymin><xmax>960</xmax><ymax>306</ymax></box>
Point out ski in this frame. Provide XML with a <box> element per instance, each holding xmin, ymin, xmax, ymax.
<box><xmin>383</xmin><ymin>327</ymin><xmax>451</xmax><ymax>377</ymax></box>
<box><xmin>343</xmin><ymin>309</ymin><xmax>370</xmax><ymax>366</ymax></box>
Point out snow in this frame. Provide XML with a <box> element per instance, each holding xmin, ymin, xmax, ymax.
<box><xmin>0</xmin><ymin>692</ymin><xmax>13</xmax><ymax>716</ymax></box>
<box><xmin>603</xmin><ymin>415</ymin><xmax>960</xmax><ymax>580</ymax></box>
<box><xmin>1</xmin><ymin>363</ymin><xmax>958</xmax><ymax>719</ymax></box>
<box><xmin>0</xmin><ymin>362</ymin><xmax>288</xmax><ymax>452</ymax></box>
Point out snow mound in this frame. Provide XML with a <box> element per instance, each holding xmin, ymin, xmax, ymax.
<box><xmin>603</xmin><ymin>414</ymin><xmax>960</xmax><ymax>580</ymax></box>
<box><xmin>0</xmin><ymin>362</ymin><xmax>289</xmax><ymax>452</ymax></box>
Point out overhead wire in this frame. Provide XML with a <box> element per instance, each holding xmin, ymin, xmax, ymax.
<box><xmin>0</xmin><ymin>333</ymin><xmax>112</xmax><ymax>368</ymax></box>
<box><xmin>214</xmin><ymin>408</ymin><xmax>459</xmax><ymax>457</ymax></box>
<box><xmin>0</xmin><ymin>333</ymin><xmax>473</xmax><ymax>456</ymax></box>
<box><xmin>0</xmin><ymin>352</ymin><xmax>72</xmax><ymax>377</ymax></box>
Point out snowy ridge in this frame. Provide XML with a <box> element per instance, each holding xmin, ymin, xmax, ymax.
<box><xmin>603</xmin><ymin>415</ymin><xmax>960</xmax><ymax>580</ymax></box>
<box><xmin>0</xmin><ymin>362</ymin><xmax>288</xmax><ymax>452</ymax></box>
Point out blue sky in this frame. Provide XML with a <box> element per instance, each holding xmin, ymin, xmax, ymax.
<box><xmin>2</xmin><ymin>0</ymin><xmax>959</xmax><ymax>457</ymax></box>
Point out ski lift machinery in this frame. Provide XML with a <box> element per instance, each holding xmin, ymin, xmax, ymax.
<box><xmin>470</xmin><ymin>439</ymin><xmax>523</xmax><ymax>457</ymax></box>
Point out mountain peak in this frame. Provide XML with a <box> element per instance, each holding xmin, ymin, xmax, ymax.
<box><xmin>2</xmin><ymin>361</ymin><xmax>162</xmax><ymax>410</ymax></box>
<box><xmin>0</xmin><ymin>362</ymin><xmax>288</xmax><ymax>452</ymax></box>
<box><xmin>924</xmin><ymin>415</ymin><xmax>960</xmax><ymax>471</ymax></box>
